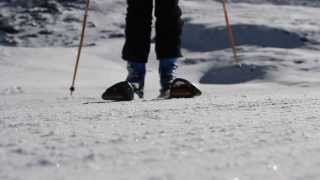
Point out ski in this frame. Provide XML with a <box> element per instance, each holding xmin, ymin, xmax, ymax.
<box><xmin>100</xmin><ymin>78</ymin><xmax>201</xmax><ymax>102</ymax></box>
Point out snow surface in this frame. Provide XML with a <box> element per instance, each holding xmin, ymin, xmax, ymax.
<box><xmin>1</xmin><ymin>0</ymin><xmax>320</xmax><ymax>180</ymax></box>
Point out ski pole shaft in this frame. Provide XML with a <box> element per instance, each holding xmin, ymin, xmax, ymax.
<box><xmin>222</xmin><ymin>0</ymin><xmax>240</xmax><ymax>65</ymax></box>
<box><xmin>70</xmin><ymin>0</ymin><xmax>90</xmax><ymax>96</ymax></box>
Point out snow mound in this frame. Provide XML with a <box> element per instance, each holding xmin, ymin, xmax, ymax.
<box><xmin>228</xmin><ymin>0</ymin><xmax>320</xmax><ymax>7</ymax></box>
<box><xmin>0</xmin><ymin>0</ymin><xmax>125</xmax><ymax>47</ymax></box>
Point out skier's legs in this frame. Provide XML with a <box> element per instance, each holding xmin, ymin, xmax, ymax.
<box><xmin>154</xmin><ymin>0</ymin><xmax>183</xmax><ymax>60</ymax></box>
<box><xmin>155</xmin><ymin>0</ymin><xmax>182</xmax><ymax>95</ymax></box>
<box><xmin>122</xmin><ymin>0</ymin><xmax>153</xmax><ymax>63</ymax></box>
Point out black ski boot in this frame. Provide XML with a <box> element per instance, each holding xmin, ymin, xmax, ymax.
<box><xmin>101</xmin><ymin>62</ymin><xmax>145</xmax><ymax>101</ymax></box>
<box><xmin>159</xmin><ymin>58</ymin><xmax>202</xmax><ymax>99</ymax></box>
<box><xmin>169</xmin><ymin>78</ymin><xmax>202</xmax><ymax>98</ymax></box>
<box><xmin>101</xmin><ymin>81</ymin><xmax>134</xmax><ymax>101</ymax></box>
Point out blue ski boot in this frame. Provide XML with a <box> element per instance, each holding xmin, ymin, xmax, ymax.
<box><xmin>159</xmin><ymin>58</ymin><xmax>177</xmax><ymax>98</ymax></box>
<box><xmin>126</xmin><ymin>61</ymin><xmax>146</xmax><ymax>98</ymax></box>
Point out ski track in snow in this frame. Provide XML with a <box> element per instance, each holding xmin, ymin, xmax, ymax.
<box><xmin>1</xmin><ymin>0</ymin><xmax>320</xmax><ymax>180</ymax></box>
<box><xmin>1</xmin><ymin>87</ymin><xmax>320</xmax><ymax>180</ymax></box>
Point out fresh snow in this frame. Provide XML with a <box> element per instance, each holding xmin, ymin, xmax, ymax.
<box><xmin>1</xmin><ymin>0</ymin><xmax>320</xmax><ymax>180</ymax></box>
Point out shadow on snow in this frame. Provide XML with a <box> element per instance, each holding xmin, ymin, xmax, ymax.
<box><xmin>182</xmin><ymin>23</ymin><xmax>307</xmax><ymax>52</ymax></box>
<box><xmin>199</xmin><ymin>64</ymin><xmax>276</xmax><ymax>84</ymax></box>
<box><xmin>182</xmin><ymin>23</ymin><xmax>305</xmax><ymax>84</ymax></box>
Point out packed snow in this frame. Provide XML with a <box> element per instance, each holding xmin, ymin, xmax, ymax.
<box><xmin>1</xmin><ymin>0</ymin><xmax>320</xmax><ymax>180</ymax></box>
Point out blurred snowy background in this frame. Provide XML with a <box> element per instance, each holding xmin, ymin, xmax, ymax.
<box><xmin>1</xmin><ymin>0</ymin><xmax>320</xmax><ymax>47</ymax></box>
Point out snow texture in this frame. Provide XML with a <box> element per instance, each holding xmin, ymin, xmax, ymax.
<box><xmin>1</xmin><ymin>0</ymin><xmax>320</xmax><ymax>180</ymax></box>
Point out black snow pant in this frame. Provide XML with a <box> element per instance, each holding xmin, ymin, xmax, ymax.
<box><xmin>122</xmin><ymin>0</ymin><xmax>183</xmax><ymax>63</ymax></box>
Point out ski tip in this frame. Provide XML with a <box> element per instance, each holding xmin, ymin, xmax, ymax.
<box><xmin>169</xmin><ymin>78</ymin><xmax>202</xmax><ymax>99</ymax></box>
<box><xmin>101</xmin><ymin>81</ymin><xmax>134</xmax><ymax>101</ymax></box>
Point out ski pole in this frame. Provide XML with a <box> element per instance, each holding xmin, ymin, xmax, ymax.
<box><xmin>70</xmin><ymin>0</ymin><xmax>90</xmax><ymax>96</ymax></box>
<box><xmin>221</xmin><ymin>0</ymin><xmax>241</xmax><ymax>65</ymax></box>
